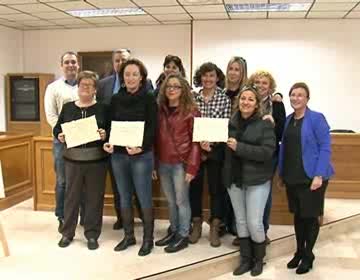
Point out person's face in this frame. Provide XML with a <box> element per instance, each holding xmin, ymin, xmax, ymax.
<box><xmin>78</xmin><ymin>78</ymin><xmax>96</xmax><ymax>101</ymax></box>
<box><xmin>61</xmin><ymin>54</ymin><xmax>79</xmax><ymax>79</ymax></box>
<box><xmin>227</xmin><ymin>62</ymin><xmax>243</xmax><ymax>85</ymax></box>
<box><xmin>112</xmin><ymin>53</ymin><xmax>122</xmax><ymax>73</ymax></box>
<box><xmin>254</xmin><ymin>76</ymin><xmax>271</xmax><ymax>98</ymax></box>
<box><xmin>201</xmin><ymin>70</ymin><xmax>218</xmax><ymax>90</ymax></box>
<box><xmin>290</xmin><ymin>87</ymin><xmax>309</xmax><ymax>111</ymax></box>
<box><xmin>124</xmin><ymin>64</ymin><xmax>142</xmax><ymax>93</ymax></box>
<box><xmin>164</xmin><ymin>61</ymin><xmax>180</xmax><ymax>77</ymax></box>
<box><xmin>239</xmin><ymin>90</ymin><xmax>258</xmax><ymax>117</ymax></box>
<box><xmin>165</xmin><ymin>77</ymin><xmax>182</xmax><ymax>104</ymax></box>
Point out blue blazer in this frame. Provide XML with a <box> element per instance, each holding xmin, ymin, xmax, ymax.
<box><xmin>278</xmin><ymin>107</ymin><xmax>334</xmax><ymax>180</ymax></box>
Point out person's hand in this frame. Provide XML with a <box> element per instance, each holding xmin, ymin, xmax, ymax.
<box><xmin>103</xmin><ymin>142</ymin><xmax>114</xmax><ymax>153</ymax></box>
<box><xmin>126</xmin><ymin>147</ymin><xmax>142</xmax><ymax>155</ymax></box>
<box><xmin>58</xmin><ymin>133</ymin><xmax>65</xmax><ymax>143</ymax></box>
<box><xmin>227</xmin><ymin>137</ymin><xmax>237</xmax><ymax>151</ymax></box>
<box><xmin>98</xmin><ymin>128</ymin><xmax>106</xmax><ymax>141</ymax></box>
<box><xmin>272</xmin><ymin>94</ymin><xmax>283</xmax><ymax>102</ymax></box>
<box><xmin>263</xmin><ymin>114</ymin><xmax>275</xmax><ymax>125</ymax></box>
<box><xmin>200</xmin><ymin>141</ymin><xmax>212</xmax><ymax>152</ymax></box>
<box><xmin>185</xmin><ymin>173</ymin><xmax>194</xmax><ymax>183</ymax></box>
<box><xmin>152</xmin><ymin>170</ymin><xmax>158</xmax><ymax>180</ymax></box>
<box><xmin>310</xmin><ymin>176</ymin><xmax>323</xmax><ymax>191</ymax></box>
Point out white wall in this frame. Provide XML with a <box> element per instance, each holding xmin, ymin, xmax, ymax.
<box><xmin>0</xmin><ymin>26</ymin><xmax>24</xmax><ymax>131</ymax></box>
<box><xmin>23</xmin><ymin>24</ymin><xmax>191</xmax><ymax>85</ymax></box>
<box><xmin>193</xmin><ymin>20</ymin><xmax>360</xmax><ymax>131</ymax></box>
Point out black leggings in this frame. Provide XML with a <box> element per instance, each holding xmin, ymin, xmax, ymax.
<box><xmin>294</xmin><ymin>215</ymin><xmax>320</xmax><ymax>260</ymax></box>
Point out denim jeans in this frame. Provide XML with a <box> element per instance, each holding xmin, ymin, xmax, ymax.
<box><xmin>53</xmin><ymin>138</ymin><xmax>65</xmax><ymax>219</ymax></box>
<box><xmin>228</xmin><ymin>181</ymin><xmax>271</xmax><ymax>243</ymax></box>
<box><xmin>111</xmin><ymin>151</ymin><xmax>153</xmax><ymax>209</ymax></box>
<box><xmin>158</xmin><ymin>163</ymin><xmax>191</xmax><ymax>237</ymax></box>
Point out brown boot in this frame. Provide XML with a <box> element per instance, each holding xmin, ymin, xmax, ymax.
<box><xmin>209</xmin><ymin>218</ymin><xmax>221</xmax><ymax>247</ymax></box>
<box><xmin>189</xmin><ymin>217</ymin><xmax>202</xmax><ymax>244</ymax></box>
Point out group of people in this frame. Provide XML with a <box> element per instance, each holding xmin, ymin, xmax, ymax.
<box><xmin>44</xmin><ymin>48</ymin><xmax>333</xmax><ymax>277</ymax></box>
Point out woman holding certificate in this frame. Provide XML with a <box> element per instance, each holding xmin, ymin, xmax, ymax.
<box><xmin>189</xmin><ymin>62</ymin><xmax>231</xmax><ymax>247</ymax></box>
<box><xmin>103</xmin><ymin>58</ymin><xmax>157</xmax><ymax>257</ymax></box>
<box><xmin>153</xmin><ymin>73</ymin><xmax>201</xmax><ymax>253</ymax></box>
<box><xmin>223</xmin><ymin>86</ymin><xmax>275</xmax><ymax>276</ymax></box>
<box><xmin>53</xmin><ymin>71</ymin><xmax>109</xmax><ymax>250</ymax></box>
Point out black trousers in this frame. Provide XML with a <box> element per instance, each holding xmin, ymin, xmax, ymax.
<box><xmin>62</xmin><ymin>159</ymin><xmax>107</xmax><ymax>240</ymax></box>
<box><xmin>189</xmin><ymin>159</ymin><xmax>226</xmax><ymax>221</ymax></box>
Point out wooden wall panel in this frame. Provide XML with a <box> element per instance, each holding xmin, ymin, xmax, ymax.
<box><xmin>0</xmin><ymin>134</ymin><xmax>33</xmax><ymax>210</ymax></box>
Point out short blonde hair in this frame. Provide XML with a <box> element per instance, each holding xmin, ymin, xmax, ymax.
<box><xmin>248</xmin><ymin>70</ymin><xmax>277</xmax><ymax>95</ymax></box>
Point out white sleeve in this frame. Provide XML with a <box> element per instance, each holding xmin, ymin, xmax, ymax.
<box><xmin>44</xmin><ymin>83</ymin><xmax>58</xmax><ymax>128</ymax></box>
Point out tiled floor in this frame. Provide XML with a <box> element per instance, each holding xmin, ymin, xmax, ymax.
<box><xmin>0</xmin><ymin>198</ymin><xmax>359</xmax><ymax>280</ymax></box>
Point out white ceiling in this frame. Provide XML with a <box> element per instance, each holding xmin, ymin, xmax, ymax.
<box><xmin>0</xmin><ymin>0</ymin><xmax>359</xmax><ymax>30</ymax></box>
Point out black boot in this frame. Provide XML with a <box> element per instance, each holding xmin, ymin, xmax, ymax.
<box><xmin>288</xmin><ymin>215</ymin><xmax>306</xmax><ymax>269</ymax></box>
<box><xmin>251</xmin><ymin>241</ymin><xmax>266</xmax><ymax>277</ymax></box>
<box><xmin>233</xmin><ymin>237</ymin><xmax>253</xmax><ymax>276</ymax></box>
<box><xmin>138</xmin><ymin>208</ymin><xmax>154</xmax><ymax>256</ymax></box>
<box><xmin>155</xmin><ymin>227</ymin><xmax>176</xmax><ymax>247</ymax></box>
<box><xmin>164</xmin><ymin>234</ymin><xmax>189</xmax><ymax>253</ymax></box>
<box><xmin>114</xmin><ymin>208</ymin><xmax>136</xmax><ymax>251</ymax></box>
<box><xmin>113</xmin><ymin>208</ymin><xmax>123</xmax><ymax>230</ymax></box>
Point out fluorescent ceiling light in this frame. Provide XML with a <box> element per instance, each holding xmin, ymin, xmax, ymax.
<box><xmin>226</xmin><ymin>3</ymin><xmax>312</xmax><ymax>12</ymax></box>
<box><xmin>67</xmin><ymin>8</ymin><xmax>146</xmax><ymax>18</ymax></box>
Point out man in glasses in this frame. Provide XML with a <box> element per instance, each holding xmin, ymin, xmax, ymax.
<box><xmin>44</xmin><ymin>51</ymin><xmax>80</xmax><ymax>233</ymax></box>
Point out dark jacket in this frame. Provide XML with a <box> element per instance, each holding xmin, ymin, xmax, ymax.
<box><xmin>109</xmin><ymin>86</ymin><xmax>157</xmax><ymax>154</ymax></box>
<box><xmin>272</xmin><ymin>101</ymin><xmax>286</xmax><ymax>155</ymax></box>
<box><xmin>223</xmin><ymin>111</ymin><xmax>276</xmax><ymax>188</ymax></box>
<box><xmin>156</xmin><ymin>105</ymin><xmax>201</xmax><ymax>177</ymax></box>
<box><xmin>97</xmin><ymin>73</ymin><xmax>154</xmax><ymax>105</ymax></box>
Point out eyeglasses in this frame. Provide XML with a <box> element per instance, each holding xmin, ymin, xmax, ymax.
<box><xmin>166</xmin><ymin>85</ymin><xmax>182</xmax><ymax>91</ymax></box>
<box><xmin>63</xmin><ymin>60</ymin><xmax>77</xmax><ymax>65</ymax></box>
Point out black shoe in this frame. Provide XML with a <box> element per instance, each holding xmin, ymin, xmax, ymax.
<box><xmin>296</xmin><ymin>259</ymin><xmax>313</xmax><ymax>274</ymax></box>
<box><xmin>155</xmin><ymin>232</ymin><xmax>176</xmax><ymax>247</ymax></box>
<box><xmin>233</xmin><ymin>259</ymin><xmax>253</xmax><ymax>276</ymax></box>
<box><xmin>287</xmin><ymin>254</ymin><xmax>302</xmax><ymax>269</ymax></box>
<box><xmin>58</xmin><ymin>218</ymin><xmax>64</xmax><ymax>233</ymax></box>
<box><xmin>87</xmin><ymin>238</ymin><xmax>99</xmax><ymax>250</ymax></box>
<box><xmin>164</xmin><ymin>235</ymin><xmax>188</xmax><ymax>253</ymax></box>
<box><xmin>113</xmin><ymin>219</ymin><xmax>123</xmax><ymax>230</ymax></box>
<box><xmin>138</xmin><ymin>240</ymin><xmax>154</xmax><ymax>256</ymax></box>
<box><xmin>114</xmin><ymin>236</ymin><xmax>136</xmax><ymax>251</ymax></box>
<box><xmin>58</xmin><ymin>236</ymin><xmax>73</xmax><ymax>248</ymax></box>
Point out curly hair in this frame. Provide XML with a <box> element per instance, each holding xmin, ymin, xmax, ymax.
<box><xmin>158</xmin><ymin>73</ymin><xmax>197</xmax><ymax>115</ymax></box>
<box><xmin>248</xmin><ymin>70</ymin><xmax>277</xmax><ymax>95</ymax></box>
<box><xmin>118</xmin><ymin>58</ymin><xmax>148</xmax><ymax>90</ymax></box>
<box><xmin>193</xmin><ymin>62</ymin><xmax>225</xmax><ymax>89</ymax></box>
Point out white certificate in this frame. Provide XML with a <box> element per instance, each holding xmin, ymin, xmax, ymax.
<box><xmin>0</xmin><ymin>161</ymin><xmax>5</xmax><ymax>199</ymax></box>
<box><xmin>109</xmin><ymin>121</ymin><xmax>144</xmax><ymax>147</ymax></box>
<box><xmin>61</xmin><ymin>115</ymin><xmax>100</xmax><ymax>149</ymax></box>
<box><xmin>193</xmin><ymin>117</ymin><xmax>229</xmax><ymax>142</ymax></box>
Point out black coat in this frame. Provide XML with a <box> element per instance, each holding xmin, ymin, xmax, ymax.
<box><xmin>223</xmin><ymin>111</ymin><xmax>276</xmax><ymax>188</ymax></box>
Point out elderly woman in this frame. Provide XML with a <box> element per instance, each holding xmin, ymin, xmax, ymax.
<box><xmin>248</xmin><ymin>70</ymin><xmax>286</xmax><ymax>243</ymax></box>
<box><xmin>224</xmin><ymin>86</ymin><xmax>275</xmax><ymax>277</ymax></box>
<box><xmin>278</xmin><ymin>82</ymin><xmax>334</xmax><ymax>275</ymax></box>
<box><xmin>54</xmin><ymin>71</ymin><xmax>109</xmax><ymax>250</ymax></box>
<box><xmin>103</xmin><ymin>58</ymin><xmax>157</xmax><ymax>257</ymax></box>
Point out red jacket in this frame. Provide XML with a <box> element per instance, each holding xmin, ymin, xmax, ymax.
<box><xmin>156</xmin><ymin>105</ymin><xmax>201</xmax><ymax>177</ymax></box>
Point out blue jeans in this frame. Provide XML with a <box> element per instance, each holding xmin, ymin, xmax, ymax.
<box><xmin>111</xmin><ymin>151</ymin><xmax>153</xmax><ymax>210</ymax></box>
<box><xmin>228</xmin><ymin>181</ymin><xmax>271</xmax><ymax>243</ymax></box>
<box><xmin>158</xmin><ymin>163</ymin><xmax>191</xmax><ymax>237</ymax></box>
<box><xmin>53</xmin><ymin>138</ymin><xmax>65</xmax><ymax>219</ymax></box>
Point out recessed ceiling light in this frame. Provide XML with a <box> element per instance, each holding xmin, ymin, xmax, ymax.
<box><xmin>67</xmin><ymin>8</ymin><xmax>146</xmax><ymax>18</ymax></box>
<box><xmin>226</xmin><ymin>3</ymin><xmax>312</xmax><ymax>13</ymax></box>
